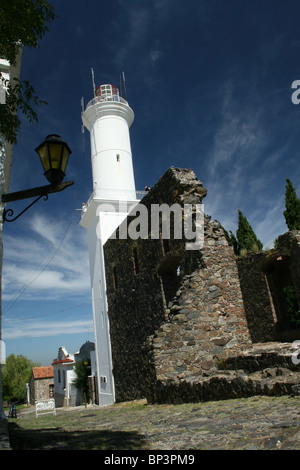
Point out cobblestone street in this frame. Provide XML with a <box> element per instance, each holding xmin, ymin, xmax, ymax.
<box><xmin>4</xmin><ymin>395</ymin><xmax>300</xmax><ymax>450</ymax></box>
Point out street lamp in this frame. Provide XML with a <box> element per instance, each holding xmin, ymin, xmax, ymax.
<box><xmin>2</xmin><ymin>134</ymin><xmax>74</xmax><ymax>222</ymax></box>
<box><xmin>35</xmin><ymin>134</ymin><xmax>72</xmax><ymax>185</ymax></box>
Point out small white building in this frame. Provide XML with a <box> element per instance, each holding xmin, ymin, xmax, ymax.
<box><xmin>52</xmin><ymin>342</ymin><xmax>96</xmax><ymax>407</ymax></box>
<box><xmin>52</xmin><ymin>346</ymin><xmax>77</xmax><ymax>407</ymax></box>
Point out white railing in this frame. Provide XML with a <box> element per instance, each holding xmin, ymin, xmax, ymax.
<box><xmin>85</xmin><ymin>94</ymin><xmax>129</xmax><ymax>110</ymax></box>
<box><xmin>81</xmin><ymin>189</ymin><xmax>147</xmax><ymax>216</ymax></box>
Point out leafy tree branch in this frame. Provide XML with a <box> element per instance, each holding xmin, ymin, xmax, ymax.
<box><xmin>0</xmin><ymin>0</ymin><xmax>56</xmax><ymax>143</ymax></box>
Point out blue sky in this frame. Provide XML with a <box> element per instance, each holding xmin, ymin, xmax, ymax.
<box><xmin>2</xmin><ymin>0</ymin><xmax>300</xmax><ymax>365</ymax></box>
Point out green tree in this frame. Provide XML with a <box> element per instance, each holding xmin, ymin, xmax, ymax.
<box><xmin>217</xmin><ymin>220</ymin><xmax>239</xmax><ymax>255</ymax></box>
<box><xmin>283</xmin><ymin>178</ymin><xmax>300</xmax><ymax>231</ymax></box>
<box><xmin>0</xmin><ymin>0</ymin><xmax>56</xmax><ymax>143</ymax></box>
<box><xmin>0</xmin><ymin>79</ymin><xmax>47</xmax><ymax>143</ymax></box>
<box><xmin>2</xmin><ymin>354</ymin><xmax>39</xmax><ymax>403</ymax></box>
<box><xmin>227</xmin><ymin>230</ymin><xmax>239</xmax><ymax>255</ymax></box>
<box><xmin>73</xmin><ymin>360</ymin><xmax>90</xmax><ymax>406</ymax></box>
<box><xmin>236</xmin><ymin>209</ymin><xmax>263</xmax><ymax>254</ymax></box>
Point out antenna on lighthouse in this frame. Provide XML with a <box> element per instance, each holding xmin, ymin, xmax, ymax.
<box><xmin>91</xmin><ymin>67</ymin><xmax>96</xmax><ymax>96</ymax></box>
<box><xmin>122</xmin><ymin>71</ymin><xmax>128</xmax><ymax>101</ymax></box>
<box><xmin>119</xmin><ymin>75</ymin><xmax>123</xmax><ymax>97</ymax></box>
<box><xmin>81</xmin><ymin>96</ymin><xmax>85</xmax><ymax>152</ymax></box>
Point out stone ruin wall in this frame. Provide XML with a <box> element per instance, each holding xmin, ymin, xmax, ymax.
<box><xmin>104</xmin><ymin>167</ymin><xmax>252</xmax><ymax>402</ymax></box>
<box><xmin>142</xmin><ymin>227</ymin><xmax>253</xmax><ymax>404</ymax></box>
<box><xmin>237</xmin><ymin>230</ymin><xmax>300</xmax><ymax>343</ymax></box>
<box><xmin>104</xmin><ymin>167</ymin><xmax>300</xmax><ymax>404</ymax></box>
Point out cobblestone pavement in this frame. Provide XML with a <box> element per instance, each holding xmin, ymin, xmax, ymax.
<box><xmin>5</xmin><ymin>395</ymin><xmax>300</xmax><ymax>450</ymax></box>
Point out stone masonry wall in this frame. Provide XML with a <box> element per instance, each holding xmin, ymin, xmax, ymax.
<box><xmin>30</xmin><ymin>378</ymin><xmax>54</xmax><ymax>404</ymax></box>
<box><xmin>142</xmin><ymin>224</ymin><xmax>252</xmax><ymax>403</ymax></box>
<box><xmin>105</xmin><ymin>167</ymin><xmax>207</xmax><ymax>401</ymax></box>
<box><xmin>237</xmin><ymin>230</ymin><xmax>300</xmax><ymax>343</ymax></box>
<box><xmin>104</xmin><ymin>167</ymin><xmax>251</xmax><ymax>403</ymax></box>
<box><xmin>147</xmin><ymin>243</ymin><xmax>251</xmax><ymax>386</ymax></box>
<box><xmin>237</xmin><ymin>252</ymin><xmax>277</xmax><ymax>343</ymax></box>
<box><xmin>278</xmin><ymin>231</ymin><xmax>300</xmax><ymax>309</ymax></box>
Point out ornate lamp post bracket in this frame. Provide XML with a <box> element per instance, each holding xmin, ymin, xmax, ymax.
<box><xmin>1</xmin><ymin>135</ymin><xmax>73</xmax><ymax>223</ymax></box>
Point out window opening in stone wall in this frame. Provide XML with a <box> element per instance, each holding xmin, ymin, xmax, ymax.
<box><xmin>263</xmin><ymin>255</ymin><xmax>299</xmax><ymax>336</ymax></box>
<box><xmin>264</xmin><ymin>273</ymin><xmax>278</xmax><ymax>324</ymax></box>
<box><xmin>162</xmin><ymin>238</ymin><xmax>170</xmax><ymax>254</ymax></box>
<box><xmin>49</xmin><ymin>384</ymin><xmax>54</xmax><ymax>398</ymax></box>
<box><xmin>132</xmin><ymin>247</ymin><xmax>139</xmax><ymax>275</ymax></box>
<box><xmin>158</xmin><ymin>256</ymin><xmax>181</xmax><ymax>307</ymax></box>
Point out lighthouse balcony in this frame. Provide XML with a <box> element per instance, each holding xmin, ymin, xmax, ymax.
<box><xmin>81</xmin><ymin>189</ymin><xmax>146</xmax><ymax>218</ymax></box>
<box><xmin>85</xmin><ymin>94</ymin><xmax>129</xmax><ymax>110</ymax></box>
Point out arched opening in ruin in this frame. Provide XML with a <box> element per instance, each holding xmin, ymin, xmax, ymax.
<box><xmin>158</xmin><ymin>255</ymin><xmax>181</xmax><ymax>308</ymax></box>
<box><xmin>263</xmin><ymin>254</ymin><xmax>300</xmax><ymax>337</ymax></box>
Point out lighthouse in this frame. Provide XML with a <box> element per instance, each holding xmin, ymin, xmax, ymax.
<box><xmin>80</xmin><ymin>83</ymin><xmax>140</xmax><ymax>405</ymax></box>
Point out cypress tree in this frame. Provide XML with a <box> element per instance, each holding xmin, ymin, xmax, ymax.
<box><xmin>283</xmin><ymin>178</ymin><xmax>300</xmax><ymax>230</ymax></box>
<box><xmin>215</xmin><ymin>221</ymin><xmax>239</xmax><ymax>255</ymax></box>
<box><xmin>236</xmin><ymin>210</ymin><xmax>263</xmax><ymax>253</ymax></box>
<box><xmin>228</xmin><ymin>230</ymin><xmax>239</xmax><ymax>255</ymax></box>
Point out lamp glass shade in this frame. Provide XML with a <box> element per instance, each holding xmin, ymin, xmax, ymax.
<box><xmin>35</xmin><ymin>134</ymin><xmax>72</xmax><ymax>185</ymax></box>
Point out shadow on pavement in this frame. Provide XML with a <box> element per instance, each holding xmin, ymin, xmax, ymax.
<box><xmin>8</xmin><ymin>421</ymin><xmax>149</xmax><ymax>450</ymax></box>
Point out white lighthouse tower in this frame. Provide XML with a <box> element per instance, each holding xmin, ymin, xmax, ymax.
<box><xmin>80</xmin><ymin>83</ymin><xmax>139</xmax><ymax>405</ymax></box>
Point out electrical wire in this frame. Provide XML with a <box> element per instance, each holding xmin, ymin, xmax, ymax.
<box><xmin>3</xmin><ymin>301</ymin><xmax>91</xmax><ymax>322</ymax></box>
<box><xmin>3</xmin><ymin>212</ymin><xmax>76</xmax><ymax>316</ymax></box>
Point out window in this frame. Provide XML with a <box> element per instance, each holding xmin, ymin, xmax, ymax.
<box><xmin>116</xmin><ymin>154</ymin><xmax>120</xmax><ymax>162</ymax></box>
<box><xmin>263</xmin><ymin>255</ymin><xmax>298</xmax><ymax>333</ymax></box>
<box><xmin>158</xmin><ymin>256</ymin><xmax>181</xmax><ymax>307</ymax></box>
<box><xmin>49</xmin><ymin>384</ymin><xmax>54</xmax><ymax>397</ymax></box>
<box><xmin>162</xmin><ymin>239</ymin><xmax>170</xmax><ymax>253</ymax></box>
<box><xmin>58</xmin><ymin>369</ymin><xmax>61</xmax><ymax>383</ymax></box>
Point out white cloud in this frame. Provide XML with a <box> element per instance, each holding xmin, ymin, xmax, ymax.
<box><xmin>201</xmin><ymin>77</ymin><xmax>290</xmax><ymax>247</ymax></box>
<box><xmin>3</xmin><ymin>319</ymin><xmax>94</xmax><ymax>339</ymax></box>
<box><xmin>113</xmin><ymin>3</ymin><xmax>151</xmax><ymax>67</ymax></box>
<box><xmin>254</xmin><ymin>196</ymin><xmax>286</xmax><ymax>249</ymax></box>
<box><xmin>29</xmin><ymin>213</ymin><xmax>61</xmax><ymax>246</ymax></box>
<box><xmin>2</xmin><ymin>212</ymin><xmax>90</xmax><ymax>305</ymax></box>
<box><xmin>150</xmin><ymin>50</ymin><xmax>162</xmax><ymax>63</ymax></box>
<box><xmin>207</xmin><ymin>80</ymin><xmax>265</xmax><ymax>178</ymax></box>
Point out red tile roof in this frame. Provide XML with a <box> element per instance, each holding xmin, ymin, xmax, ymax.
<box><xmin>51</xmin><ymin>358</ymin><xmax>74</xmax><ymax>365</ymax></box>
<box><xmin>32</xmin><ymin>366</ymin><xmax>54</xmax><ymax>379</ymax></box>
